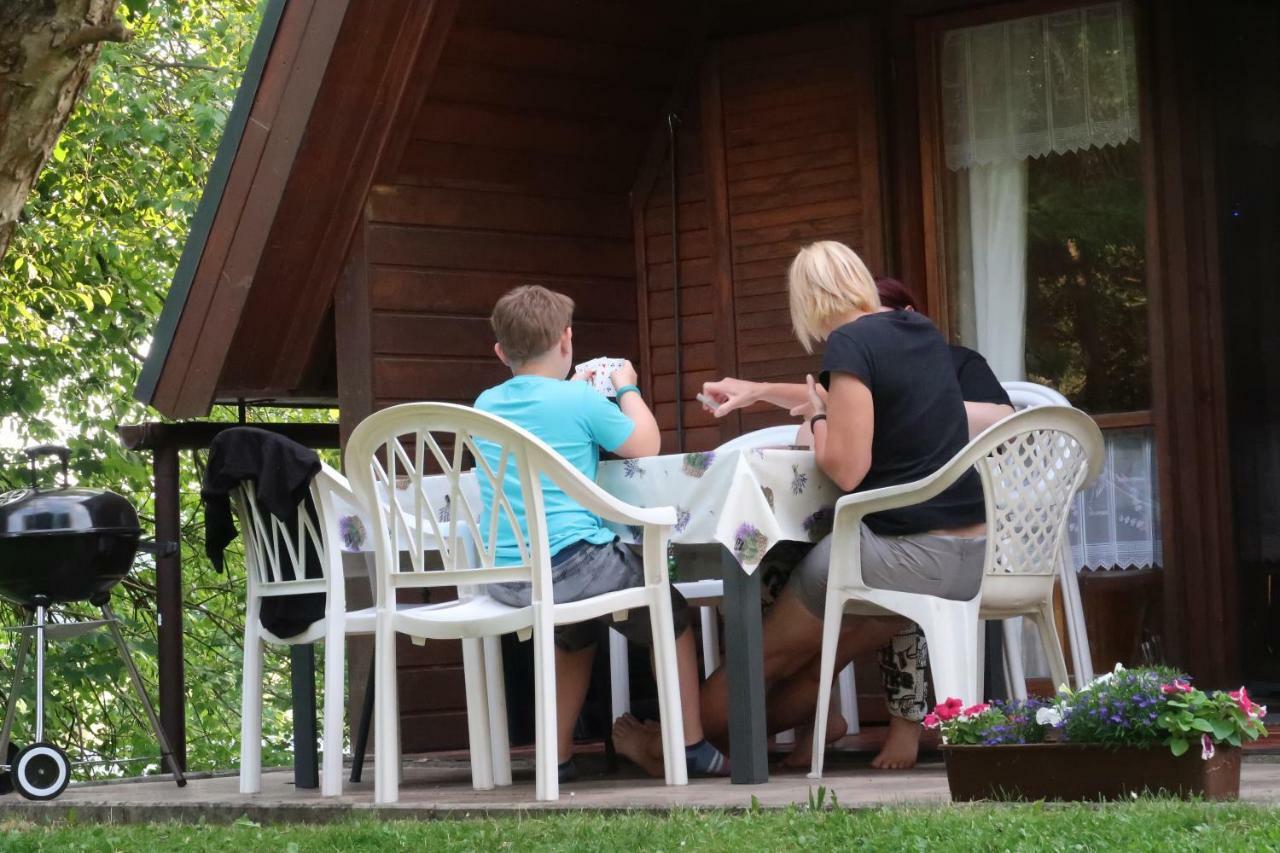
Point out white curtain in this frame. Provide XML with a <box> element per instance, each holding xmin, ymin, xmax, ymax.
<box><xmin>1067</xmin><ymin>428</ymin><xmax>1162</xmax><ymax>570</ymax></box>
<box><xmin>968</xmin><ymin>161</ymin><xmax>1028</xmax><ymax>381</ymax></box>
<box><xmin>939</xmin><ymin>2</ymin><xmax>1140</xmax><ymax>172</ymax></box>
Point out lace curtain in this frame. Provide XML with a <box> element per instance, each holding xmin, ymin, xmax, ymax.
<box><xmin>939</xmin><ymin>2</ymin><xmax>1140</xmax><ymax>171</ymax></box>
<box><xmin>1067</xmin><ymin>427</ymin><xmax>1162</xmax><ymax>571</ymax></box>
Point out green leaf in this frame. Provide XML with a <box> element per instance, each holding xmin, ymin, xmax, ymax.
<box><xmin>1189</xmin><ymin>718</ymin><xmax>1215</xmax><ymax>733</ymax></box>
<box><xmin>1170</xmin><ymin>736</ymin><xmax>1189</xmax><ymax>757</ymax></box>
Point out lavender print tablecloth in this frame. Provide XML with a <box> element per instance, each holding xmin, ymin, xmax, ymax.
<box><xmin>596</xmin><ymin>448</ymin><xmax>838</xmax><ymax>573</ymax></box>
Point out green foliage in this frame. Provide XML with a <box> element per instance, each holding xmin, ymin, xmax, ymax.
<box><xmin>4</xmin><ymin>803</ymin><xmax>1280</xmax><ymax>851</ymax></box>
<box><xmin>1057</xmin><ymin>666</ymin><xmax>1174</xmax><ymax>747</ymax></box>
<box><xmin>1158</xmin><ymin>686</ymin><xmax>1268</xmax><ymax>758</ymax></box>
<box><xmin>1023</xmin><ymin>143</ymin><xmax>1150</xmax><ymax>412</ymax></box>
<box><xmin>0</xmin><ymin>0</ymin><xmax>338</xmax><ymax>778</ymax></box>
<box><xmin>1050</xmin><ymin>666</ymin><xmax>1269</xmax><ymax>757</ymax></box>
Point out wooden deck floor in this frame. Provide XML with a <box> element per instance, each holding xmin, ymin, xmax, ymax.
<box><xmin>1</xmin><ymin>730</ymin><xmax>1278</xmax><ymax>823</ymax></box>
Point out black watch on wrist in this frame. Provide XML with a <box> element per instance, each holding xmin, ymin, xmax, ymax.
<box><xmin>809</xmin><ymin>413</ymin><xmax>828</xmax><ymax>431</ymax></box>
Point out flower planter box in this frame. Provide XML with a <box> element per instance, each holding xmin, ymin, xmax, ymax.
<box><xmin>942</xmin><ymin>742</ymin><xmax>1242</xmax><ymax>802</ymax></box>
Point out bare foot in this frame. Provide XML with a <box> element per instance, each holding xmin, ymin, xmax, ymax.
<box><xmin>780</xmin><ymin>712</ymin><xmax>846</xmax><ymax>769</ymax></box>
<box><xmin>870</xmin><ymin>716</ymin><xmax>920</xmax><ymax>770</ymax></box>
<box><xmin>612</xmin><ymin>714</ymin><xmax>665</xmax><ymax>778</ymax></box>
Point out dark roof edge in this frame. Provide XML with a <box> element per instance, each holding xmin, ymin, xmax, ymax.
<box><xmin>133</xmin><ymin>0</ymin><xmax>290</xmax><ymax>407</ymax></box>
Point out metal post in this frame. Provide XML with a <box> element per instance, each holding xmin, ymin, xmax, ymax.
<box><xmin>33</xmin><ymin>605</ymin><xmax>45</xmax><ymax>743</ymax></box>
<box><xmin>721</xmin><ymin>548</ymin><xmax>768</xmax><ymax>784</ymax></box>
<box><xmin>668</xmin><ymin>112</ymin><xmax>685</xmax><ymax>451</ymax></box>
<box><xmin>0</xmin><ymin>621</ymin><xmax>31</xmax><ymax>759</ymax></box>
<box><xmin>290</xmin><ymin>644</ymin><xmax>319</xmax><ymax>789</ymax></box>
<box><xmin>153</xmin><ymin>444</ymin><xmax>186</xmax><ymax>770</ymax></box>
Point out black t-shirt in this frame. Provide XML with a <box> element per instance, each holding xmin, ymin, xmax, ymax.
<box><xmin>820</xmin><ymin>311</ymin><xmax>985</xmax><ymax>536</ymax></box>
<box><xmin>950</xmin><ymin>345</ymin><xmax>1013</xmax><ymax>406</ymax></box>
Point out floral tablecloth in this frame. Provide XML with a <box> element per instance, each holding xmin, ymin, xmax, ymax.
<box><xmin>596</xmin><ymin>449</ymin><xmax>838</xmax><ymax>573</ymax></box>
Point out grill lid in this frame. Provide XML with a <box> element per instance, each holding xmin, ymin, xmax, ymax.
<box><xmin>0</xmin><ymin>446</ymin><xmax>139</xmax><ymax>537</ymax></box>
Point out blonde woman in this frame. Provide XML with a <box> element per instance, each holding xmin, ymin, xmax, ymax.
<box><xmin>699</xmin><ymin>242</ymin><xmax>988</xmax><ymax>770</ymax></box>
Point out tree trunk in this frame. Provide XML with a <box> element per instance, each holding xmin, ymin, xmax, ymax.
<box><xmin>0</xmin><ymin>0</ymin><xmax>128</xmax><ymax>260</ymax></box>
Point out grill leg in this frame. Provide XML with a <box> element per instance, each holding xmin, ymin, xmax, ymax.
<box><xmin>0</xmin><ymin>617</ymin><xmax>32</xmax><ymax>761</ymax></box>
<box><xmin>101</xmin><ymin>605</ymin><xmax>187</xmax><ymax>787</ymax></box>
<box><xmin>33</xmin><ymin>605</ymin><xmax>46</xmax><ymax>743</ymax></box>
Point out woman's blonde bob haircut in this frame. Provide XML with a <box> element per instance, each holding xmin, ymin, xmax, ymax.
<box><xmin>787</xmin><ymin>241</ymin><xmax>881</xmax><ymax>353</ymax></box>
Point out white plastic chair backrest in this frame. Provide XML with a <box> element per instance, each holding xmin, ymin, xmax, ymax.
<box><xmin>344</xmin><ymin>403</ymin><xmax>660</xmax><ymax>609</ymax></box>
<box><xmin>973</xmin><ymin>407</ymin><xmax>1101</xmax><ymax>578</ymax></box>
<box><xmin>716</xmin><ymin>424</ymin><xmax>800</xmax><ymax>452</ymax></box>
<box><xmin>1001</xmin><ymin>380</ymin><xmax>1070</xmax><ymax>411</ymax></box>
<box><xmin>233</xmin><ymin>463</ymin><xmax>352</xmax><ymax>597</ymax></box>
<box><xmin>834</xmin><ymin>407</ymin><xmax>1103</xmax><ymax>586</ymax></box>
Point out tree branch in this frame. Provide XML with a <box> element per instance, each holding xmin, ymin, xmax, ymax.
<box><xmin>128</xmin><ymin>57</ymin><xmax>232</xmax><ymax>75</ymax></box>
<box><xmin>61</xmin><ymin>20</ymin><xmax>131</xmax><ymax>51</ymax></box>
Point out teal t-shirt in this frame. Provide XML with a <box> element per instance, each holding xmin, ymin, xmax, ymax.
<box><xmin>474</xmin><ymin>375</ymin><xmax>635</xmax><ymax>565</ymax></box>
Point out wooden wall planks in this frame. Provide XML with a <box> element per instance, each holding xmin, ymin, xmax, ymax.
<box><xmin>632</xmin><ymin>18</ymin><xmax>885</xmax><ymax>447</ymax></box>
<box><xmin>359</xmin><ymin>3</ymin><xmax>687</xmax><ymax>415</ymax></box>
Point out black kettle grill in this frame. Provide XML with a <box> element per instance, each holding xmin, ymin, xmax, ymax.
<box><xmin>0</xmin><ymin>446</ymin><xmax>185</xmax><ymax>799</ymax></box>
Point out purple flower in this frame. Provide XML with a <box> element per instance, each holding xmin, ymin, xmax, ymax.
<box><xmin>674</xmin><ymin>507</ymin><xmax>691</xmax><ymax>534</ymax></box>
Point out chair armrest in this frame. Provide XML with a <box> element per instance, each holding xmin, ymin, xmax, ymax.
<box><xmin>531</xmin><ymin>448</ymin><xmax>677</xmax><ymax>528</ymax></box>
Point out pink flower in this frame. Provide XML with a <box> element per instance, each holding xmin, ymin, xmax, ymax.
<box><xmin>963</xmin><ymin>703</ymin><xmax>991</xmax><ymax>717</ymax></box>
<box><xmin>923</xmin><ymin>713</ymin><xmax>941</xmax><ymax>729</ymax></box>
<box><xmin>934</xmin><ymin>697</ymin><xmax>965</xmax><ymax>721</ymax></box>
<box><xmin>1201</xmin><ymin>733</ymin><xmax>1215</xmax><ymax>761</ymax></box>
<box><xmin>1160</xmin><ymin>679</ymin><xmax>1192</xmax><ymax>695</ymax></box>
<box><xmin>1230</xmin><ymin>687</ymin><xmax>1260</xmax><ymax>718</ymax></box>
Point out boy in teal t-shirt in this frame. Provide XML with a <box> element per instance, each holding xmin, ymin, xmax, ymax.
<box><xmin>476</xmin><ymin>285</ymin><xmax>727</xmax><ymax>782</ymax></box>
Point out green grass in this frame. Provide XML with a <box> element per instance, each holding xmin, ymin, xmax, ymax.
<box><xmin>0</xmin><ymin>801</ymin><xmax>1277</xmax><ymax>851</ymax></box>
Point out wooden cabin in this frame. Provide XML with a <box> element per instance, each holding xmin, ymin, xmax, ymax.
<box><xmin>135</xmin><ymin>0</ymin><xmax>1280</xmax><ymax>749</ymax></box>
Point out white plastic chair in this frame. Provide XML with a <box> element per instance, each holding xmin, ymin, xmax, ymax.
<box><xmin>808</xmin><ymin>406</ymin><xmax>1103</xmax><ymax>778</ymax></box>
<box><xmin>999</xmin><ymin>381</ymin><xmax>1096</xmax><ymax>695</ymax></box>
<box><xmin>236</xmin><ymin>463</ymin><xmax>369</xmax><ymax>797</ymax></box>
<box><xmin>346</xmin><ymin>402</ymin><xmax>688</xmax><ymax>803</ymax></box>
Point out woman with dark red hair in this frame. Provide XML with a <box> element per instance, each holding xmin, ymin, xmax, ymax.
<box><xmin>872</xmin><ymin>278</ymin><xmax>1014</xmax><ymax>435</ymax></box>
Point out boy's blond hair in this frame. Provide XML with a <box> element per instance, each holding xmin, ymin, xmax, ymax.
<box><xmin>787</xmin><ymin>241</ymin><xmax>881</xmax><ymax>353</ymax></box>
<box><xmin>490</xmin><ymin>285</ymin><xmax>575</xmax><ymax>365</ymax></box>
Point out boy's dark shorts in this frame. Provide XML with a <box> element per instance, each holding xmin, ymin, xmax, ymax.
<box><xmin>487</xmin><ymin>538</ymin><xmax>690</xmax><ymax>652</ymax></box>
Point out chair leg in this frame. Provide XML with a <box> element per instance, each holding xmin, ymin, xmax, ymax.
<box><xmin>483</xmin><ymin>635</ymin><xmax>512</xmax><ymax>786</ymax></box>
<box><xmin>838</xmin><ymin>664</ymin><xmax>860</xmax><ymax>735</ymax></box>
<box><xmin>531</xmin><ymin>606</ymin><xmax>559</xmax><ymax>802</ymax></box>
<box><xmin>1002</xmin><ymin>618</ymin><xmax>1029</xmax><ymax>701</ymax></box>
<box><xmin>975</xmin><ymin>620</ymin><xmax>987</xmax><ymax>702</ymax></box>
<box><xmin>239</xmin><ymin>615</ymin><xmax>264</xmax><ymax>795</ymax></box>
<box><xmin>648</xmin><ymin>585</ymin><xmax>687</xmax><ymax>787</ymax></box>
<box><xmin>460</xmin><ymin>637</ymin><xmax>495</xmax><ymax>791</ymax></box>
<box><xmin>1059</xmin><ymin>556</ymin><xmax>1094</xmax><ymax>687</ymax></box>
<box><xmin>320</xmin><ymin>624</ymin><xmax>345</xmax><ymax>796</ymax></box>
<box><xmin>699</xmin><ymin>606</ymin><xmax>721</xmax><ymax>678</ymax></box>
<box><xmin>608</xmin><ymin>628</ymin><xmax>631</xmax><ymax>722</ymax></box>
<box><xmin>1032</xmin><ymin>603</ymin><xmax>1071</xmax><ymax>694</ymax></box>
<box><xmin>807</xmin><ymin>588</ymin><xmax>845</xmax><ymax>781</ymax></box>
<box><xmin>921</xmin><ymin>606</ymin><xmax>981</xmax><ymax>708</ymax></box>
<box><xmin>350</xmin><ymin>649</ymin><xmax>375</xmax><ymax>784</ymax></box>
<box><xmin>373</xmin><ymin>614</ymin><xmax>400</xmax><ymax>804</ymax></box>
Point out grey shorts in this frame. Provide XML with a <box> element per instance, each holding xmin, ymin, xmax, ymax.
<box><xmin>488</xmin><ymin>538</ymin><xmax>690</xmax><ymax>652</ymax></box>
<box><xmin>789</xmin><ymin>525</ymin><xmax>986</xmax><ymax>617</ymax></box>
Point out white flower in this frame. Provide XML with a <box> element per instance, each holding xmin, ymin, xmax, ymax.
<box><xmin>1201</xmin><ymin>734</ymin><xmax>1216</xmax><ymax>761</ymax></box>
<box><xmin>1035</xmin><ymin>707</ymin><xmax>1063</xmax><ymax>727</ymax></box>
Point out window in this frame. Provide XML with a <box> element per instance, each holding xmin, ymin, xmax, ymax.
<box><xmin>925</xmin><ymin>2</ymin><xmax>1160</xmax><ymax>576</ymax></box>
<box><xmin>935</xmin><ymin>1</ymin><xmax>1148</xmax><ymax>414</ymax></box>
